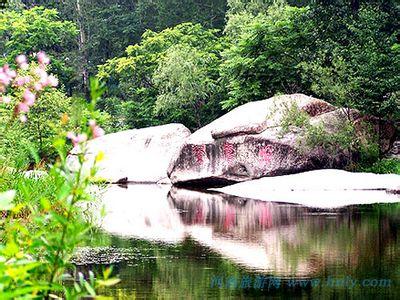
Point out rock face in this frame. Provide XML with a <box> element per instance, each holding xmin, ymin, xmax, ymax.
<box><xmin>388</xmin><ymin>140</ymin><xmax>400</xmax><ymax>159</ymax></box>
<box><xmin>212</xmin><ymin>169</ymin><xmax>400</xmax><ymax>208</ymax></box>
<box><xmin>168</xmin><ymin>94</ymin><xmax>396</xmax><ymax>186</ymax></box>
<box><xmin>67</xmin><ymin>123</ymin><xmax>191</xmax><ymax>184</ymax></box>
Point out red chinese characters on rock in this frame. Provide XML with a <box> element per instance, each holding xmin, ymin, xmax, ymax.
<box><xmin>195</xmin><ymin>202</ymin><xmax>205</xmax><ymax>224</ymax></box>
<box><xmin>258</xmin><ymin>145</ymin><xmax>274</xmax><ymax>168</ymax></box>
<box><xmin>224</xmin><ymin>205</ymin><xmax>236</xmax><ymax>230</ymax></box>
<box><xmin>223</xmin><ymin>142</ymin><xmax>235</xmax><ymax>163</ymax></box>
<box><xmin>192</xmin><ymin>144</ymin><xmax>207</xmax><ymax>164</ymax></box>
<box><xmin>258</xmin><ymin>204</ymin><xmax>272</xmax><ymax>228</ymax></box>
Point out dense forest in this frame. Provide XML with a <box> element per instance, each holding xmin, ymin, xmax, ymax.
<box><xmin>0</xmin><ymin>0</ymin><xmax>399</xmax><ymax>297</ymax></box>
<box><xmin>1</xmin><ymin>0</ymin><xmax>399</xmax><ymax>132</ymax></box>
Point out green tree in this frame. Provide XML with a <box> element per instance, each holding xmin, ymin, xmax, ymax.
<box><xmin>302</xmin><ymin>4</ymin><xmax>400</xmax><ymax>122</ymax></box>
<box><xmin>153</xmin><ymin>45</ymin><xmax>221</xmax><ymax>128</ymax></box>
<box><xmin>20</xmin><ymin>0</ymin><xmax>228</xmax><ymax>94</ymax></box>
<box><xmin>98</xmin><ymin>23</ymin><xmax>224</xmax><ymax>129</ymax></box>
<box><xmin>0</xmin><ymin>7</ymin><xmax>79</xmax><ymax>92</ymax></box>
<box><xmin>220</xmin><ymin>4</ymin><xmax>312</xmax><ymax>110</ymax></box>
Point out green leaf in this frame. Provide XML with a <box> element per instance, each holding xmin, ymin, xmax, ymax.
<box><xmin>97</xmin><ymin>278</ymin><xmax>121</xmax><ymax>287</ymax></box>
<box><xmin>40</xmin><ymin>197</ymin><xmax>51</xmax><ymax>211</ymax></box>
<box><xmin>84</xmin><ymin>281</ymin><xmax>96</xmax><ymax>296</ymax></box>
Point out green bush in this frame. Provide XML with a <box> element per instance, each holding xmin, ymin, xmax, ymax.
<box><xmin>279</xmin><ymin>101</ymin><xmax>310</xmax><ymax>136</ymax></box>
<box><xmin>220</xmin><ymin>4</ymin><xmax>312</xmax><ymax>110</ymax></box>
<box><xmin>0</xmin><ymin>74</ymin><xmax>119</xmax><ymax>298</ymax></box>
<box><xmin>0</xmin><ymin>89</ymin><xmax>72</xmax><ymax>167</ymax></box>
<box><xmin>359</xmin><ymin>158</ymin><xmax>400</xmax><ymax>175</ymax></box>
<box><xmin>277</xmin><ymin>106</ymin><xmax>383</xmax><ymax>171</ymax></box>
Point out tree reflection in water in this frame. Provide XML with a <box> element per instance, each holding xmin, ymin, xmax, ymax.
<box><xmin>76</xmin><ymin>185</ymin><xmax>400</xmax><ymax>298</ymax></box>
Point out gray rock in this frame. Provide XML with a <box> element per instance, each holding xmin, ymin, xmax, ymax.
<box><xmin>212</xmin><ymin>169</ymin><xmax>400</xmax><ymax>208</ymax></box>
<box><xmin>387</xmin><ymin>140</ymin><xmax>400</xmax><ymax>159</ymax></box>
<box><xmin>67</xmin><ymin>123</ymin><xmax>191</xmax><ymax>184</ymax></box>
<box><xmin>168</xmin><ymin>94</ymin><xmax>396</xmax><ymax>186</ymax></box>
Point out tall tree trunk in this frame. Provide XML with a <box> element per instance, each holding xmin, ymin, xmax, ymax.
<box><xmin>76</xmin><ymin>0</ymin><xmax>89</xmax><ymax>97</ymax></box>
<box><xmin>350</xmin><ymin>0</ymin><xmax>360</xmax><ymax>12</ymax></box>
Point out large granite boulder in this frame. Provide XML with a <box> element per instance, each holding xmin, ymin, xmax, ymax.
<box><xmin>168</xmin><ymin>94</ymin><xmax>396</xmax><ymax>186</ymax></box>
<box><xmin>212</xmin><ymin>169</ymin><xmax>400</xmax><ymax>208</ymax></box>
<box><xmin>67</xmin><ymin>123</ymin><xmax>191</xmax><ymax>184</ymax></box>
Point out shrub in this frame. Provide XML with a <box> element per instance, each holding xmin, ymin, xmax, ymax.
<box><xmin>360</xmin><ymin>158</ymin><xmax>400</xmax><ymax>175</ymax></box>
<box><xmin>277</xmin><ymin>103</ymin><xmax>382</xmax><ymax>170</ymax></box>
<box><xmin>279</xmin><ymin>101</ymin><xmax>310</xmax><ymax>136</ymax></box>
<box><xmin>0</xmin><ymin>55</ymin><xmax>118</xmax><ymax>298</ymax></box>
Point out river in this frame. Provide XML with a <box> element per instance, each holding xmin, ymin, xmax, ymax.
<box><xmin>73</xmin><ymin>184</ymin><xmax>400</xmax><ymax>298</ymax></box>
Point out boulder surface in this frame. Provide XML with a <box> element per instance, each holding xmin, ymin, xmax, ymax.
<box><xmin>212</xmin><ymin>169</ymin><xmax>400</xmax><ymax>208</ymax></box>
<box><xmin>67</xmin><ymin>123</ymin><xmax>191</xmax><ymax>183</ymax></box>
<box><xmin>168</xmin><ymin>94</ymin><xmax>396</xmax><ymax>186</ymax></box>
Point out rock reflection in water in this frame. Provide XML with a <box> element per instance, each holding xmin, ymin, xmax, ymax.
<box><xmin>95</xmin><ymin>184</ymin><xmax>185</xmax><ymax>243</ymax></box>
<box><xmin>169</xmin><ymin>187</ymin><xmax>301</xmax><ymax>239</ymax></box>
<box><xmin>78</xmin><ymin>184</ymin><xmax>400</xmax><ymax>298</ymax></box>
<box><xmin>92</xmin><ymin>184</ymin><xmax>400</xmax><ymax>277</ymax></box>
<box><xmin>169</xmin><ymin>187</ymin><xmax>323</xmax><ymax>275</ymax></box>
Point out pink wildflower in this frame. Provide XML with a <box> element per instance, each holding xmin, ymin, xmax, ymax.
<box><xmin>77</xmin><ymin>133</ymin><xmax>88</xmax><ymax>143</ymax></box>
<box><xmin>23</xmin><ymin>89</ymin><xmax>35</xmax><ymax>106</ymax></box>
<box><xmin>14</xmin><ymin>77</ymin><xmax>24</xmax><ymax>87</ymax></box>
<box><xmin>19</xmin><ymin>114</ymin><xmax>27</xmax><ymax>123</ymax></box>
<box><xmin>15</xmin><ymin>55</ymin><xmax>27</xmax><ymax>65</ymax></box>
<box><xmin>92</xmin><ymin>126</ymin><xmax>105</xmax><ymax>138</ymax></box>
<box><xmin>66</xmin><ymin>131</ymin><xmax>75</xmax><ymax>140</ymax></box>
<box><xmin>34</xmin><ymin>83</ymin><xmax>43</xmax><ymax>91</ymax></box>
<box><xmin>6</xmin><ymin>69</ymin><xmax>16</xmax><ymax>78</ymax></box>
<box><xmin>18</xmin><ymin>102</ymin><xmax>29</xmax><ymax>113</ymax></box>
<box><xmin>1</xmin><ymin>96</ymin><xmax>11</xmax><ymax>104</ymax></box>
<box><xmin>16</xmin><ymin>55</ymin><xmax>29</xmax><ymax>71</ymax></box>
<box><xmin>20</xmin><ymin>63</ymin><xmax>29</xmax><ymax>70</ymax></box>
<box><xmin>47</xmin><ymin>75</ymin><xmax>58</xmax><ymax>87</ymax></box>
<box><xmin>0</xmin><ymin>73</ymin><xmax>11</xmax><ymax>86</ymax></box>
<box><xmin>37</xmin><ymin>51</ymin><xmax>50</xmax><ymax>65</ymax></box>
<box><xmin>2</xmin><ymin>65</ymin><xmax>16</xmax><ymax>79</ymax></box>
<box><xmin>88</xmin><ymin>119</ymin><xmax>105</xmax><ymax>138</ymax></box>
<box><xmin>67</xmin><ymin>132</ymin><xmax>87</xmax><ymax>147</ymax></box>
<box><xmin>36</xmin><ymin>68</ymin><xmax>48</xmax><ymax>86</ymax></box>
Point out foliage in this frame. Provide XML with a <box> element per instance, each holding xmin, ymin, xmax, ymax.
<box><xmin>359</xmin><ymin>158</ymin><xmax>400</xmax><ymax>175</ymax></box>
<box><xmin>302</xmin><ymin>4</ymin><xmax>400</xmax><ymax>122</ymax></box>
<box><xmin>0</xmin><ymin>6</ymin><xmax>79</xmax><ymax>91</ymax></box>
<box><xmin>26</xmin><ymin>0</ymin><xmax>227</xmax><ymax>93</ymax></box>
<box><xmin>303</xmin><ymin>121</ymin><xmax>357</xmax><ymax>156</ymax></box>
<box><xmin>220</xmin><ymin>4</ymin><xmax>312</xmax><ymax>110</ymax></box>
<box><xmin>98</xmin><ymin>23</ymin><xmax>225</xmax><ymax>130</ymax></box>
<box><xmin>279</xmin><ymin>101</ymin><xmax>310</xmax><ymax>136</ymax></box>
<box><xmin>96</xmin><ymin>96</ymin><xmax>128</xmax><ymax>131</ymax></box>
<box><xmin>277</xmin><ymin>103</ymin><xmax>382</xmax><ymax>169</ymax></box>
<box><xmin>153</xmin><ymin>45</ymin><xmax>221</xmax><ymax>128</ymax></box>
<box><xmin>300</xmin><ymin>116</ymin><xmax>382</xmax><ymax>170</ymax></box>
<box><xmin>0</xmin><ymin>55</ymin><xmax>119</xmax><ymax>297</ymax></box>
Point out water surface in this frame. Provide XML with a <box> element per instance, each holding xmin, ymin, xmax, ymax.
<box><xmin>75</xmin><ymin>185</ymin><xmax>400</xmax><ymax>298</ymax></box>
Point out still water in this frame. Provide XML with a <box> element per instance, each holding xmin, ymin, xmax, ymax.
<box><xmin>74</xmin><ymin>184</ymin><xmax>400</xmax><ymax>298</ymax></box>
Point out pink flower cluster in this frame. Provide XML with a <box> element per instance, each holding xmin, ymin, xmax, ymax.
<box><xmin>67</xmin><ymin>132</ymin><xmax>88</xmax><ymax>148</ymax></box>
<box><xmin>0</xmin><ymin>65</ymin><xmax>17</xmax><ymax>97</ymax></box>
<box><xmin>88</xmin><ymin>119</ymin><xmax>105</xmax><ymax>139</ymax></box>
<box><xmin>0</xmin><ymin>52</ymin><xmax>58</xmax><ymax>122</ymax></box>
<box><xmin>67</xmin><ymin>120</ymin><xmax>105</xmax><ymax>147</ymax></box>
